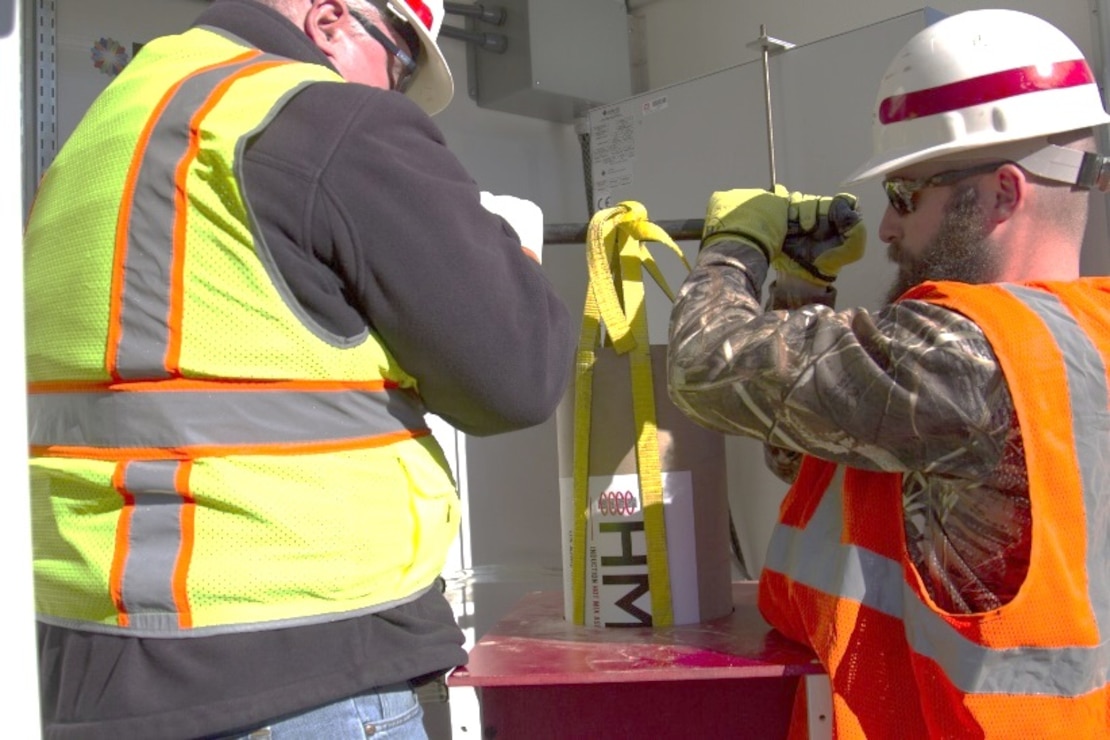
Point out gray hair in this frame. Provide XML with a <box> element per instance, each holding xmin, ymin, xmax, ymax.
<box><xmin>253</xmin><ymin>0</ymin><xmax>383</xmax><ymax>22</ymax></box>
<box><xmin>252</xmin><ymin>0</ymin><xmax>308</xmax><ymax>17</ymax></box>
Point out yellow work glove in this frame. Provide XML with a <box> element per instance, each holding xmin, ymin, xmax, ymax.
<box><xmin>701</xmin><ymin>184</ymin><xmax>790</xmax><ymax>260</ymax></box>
<box><xmin>775</xmin><ymin>192</ymin><xmax>866</xmax><ymax>286</ymax></box>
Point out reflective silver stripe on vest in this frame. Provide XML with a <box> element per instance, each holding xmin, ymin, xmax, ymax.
<box><xmin>51</xmin><ymin>49</ymin><xmax>433</xmax><ymax>451</ymax></box>
<box><xmin>1008</xmin><ymin>285</ymin><xmax>1110</xmax><ymax>632</ymax></box>
<box><xmin>119</xmin><ymin>460</ymin><xmax>189</xmax><ymax>630</ymax></box>
<box><xmin>764</xmin><ymin>284</ymin><xmax>1110</xmax><ymax>697</ymax></box>
<box><xmin>765</xmin><ymin>474</ymin><xmax>907</xmax><ymax>618</ymax></box>
<box><xmin>114</xmin><ymin>51</ymin><xmax>287</xmax><ymax>380</ymax></box>
<box><xmin>28</xmin><ymin>385</ymin><xmax>428</xmax><ymax>449</ymax></box>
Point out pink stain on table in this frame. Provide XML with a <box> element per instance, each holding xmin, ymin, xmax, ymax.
<box><xmin>451</xmin><ymin>582</ymin><xmax>823</xmax><ymax>688</ymax></box>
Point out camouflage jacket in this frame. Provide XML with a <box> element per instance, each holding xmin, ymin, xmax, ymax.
<box><xmin>667</xmin><ymin>241</ymin><xmax>1030</xmax><ymax>614</ymax></box>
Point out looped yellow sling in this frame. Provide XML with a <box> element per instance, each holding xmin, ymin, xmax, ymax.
<box><xmin>569</xmin><ymin>202</ymin><xmax>691</xmax><ymax>626</ymax></box>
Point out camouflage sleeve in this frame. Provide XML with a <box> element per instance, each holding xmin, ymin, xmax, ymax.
<box><xmin>666</xmin><ymin>239</ymin><xmax>1013</xmax><ymax>479</ymax></box>
<box><xmin>760</xmin><ymin>274</ymin><xmax>837</xmax><ymax>482</ymax></box>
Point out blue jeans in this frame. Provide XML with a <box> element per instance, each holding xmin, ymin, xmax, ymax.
<box><xmin>223</xmin><ymin>682</ymin><xmax>427</xmax><ymax>739</ymax></box>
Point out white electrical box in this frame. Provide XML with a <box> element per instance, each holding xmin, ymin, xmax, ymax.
<box><xmin>465</xmin><ymin>0</ymin><xmax>631</xmax><ymax>123</ymax></box>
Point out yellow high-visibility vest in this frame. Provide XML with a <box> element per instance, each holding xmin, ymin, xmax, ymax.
<box><xmin>25</xmin><ymin>27</ymin><xmax>460</xmax><ymax>637</ymax></box>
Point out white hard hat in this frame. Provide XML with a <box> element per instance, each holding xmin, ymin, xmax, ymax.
<box><xmin>385</xmin><ymin>0</ymin><xmax>454</xmax><ymax>115</ymax></box>
<box><xmin>844</xmin><ymin>9</ymin><xmax>1110</xmax><ymax>184</ymax></box>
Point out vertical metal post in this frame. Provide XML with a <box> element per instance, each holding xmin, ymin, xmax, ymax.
<box><xmin>747</xmin><ymin>27</ymin><xmax>795</xmax><ymax>191</ymax></box>
<box><xmin>1088</xmin><ymin>0</ymin><xmax>1110</xmax><ymax>263</ymax></box>
<box><xmin>759</xmin><ymin>24</ymin><xmax>776</xmax><ymax>189</ymax></box>
<box><xmin>24</xmin><ymin>0</ymin><xmax>55</xmax><ymax>215</ymax></box>
<box><xmin>1091</xmin><ymin>0</ymin><xmax>1110</xmax><ymax>153</ymax></box>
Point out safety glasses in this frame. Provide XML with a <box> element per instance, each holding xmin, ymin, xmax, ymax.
<box><xmin>882</xmin><ymin>161</ymin><xmax>1005</xmax><ymax>216</ymax></box>
<box><xmin>349</xmin><ymin>5</ymin><xmax>420</xmax><ymax>93</ymax></box>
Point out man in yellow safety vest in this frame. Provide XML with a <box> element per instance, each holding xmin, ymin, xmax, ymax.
<box><xmin>26</xmin><ymin>1</ymin><xmax>574</xmax><ymax>737</ymax></box>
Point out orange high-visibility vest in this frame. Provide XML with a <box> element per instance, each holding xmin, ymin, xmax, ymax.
<box><xmin>759</xmin><ymin>279</ymin><xmax>1110</xmax><ymax>738</ymax></box>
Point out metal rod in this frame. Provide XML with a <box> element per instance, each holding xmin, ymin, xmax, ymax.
<box><xmin>443</xmin><ymin>2</ymin><xmax>506</xmax><ymax>25</ymax></box>
<box><xmin>759</xmin><ymin>24</ymin><xmax>776</xmax><ymax>190</ymax></box>
<box><xmin>544</xmin><ymin>218</ymin><xmax>705</xmax><ymax>245</ymax></box>
<box><xmin>747</xmin><ymin>26</ymin><xmax>793</xmax><ymax>190</ymax></box>
<box><xmin>439</xmin><ymin>25</ymin><xmax>507</xmax><ymax>53</ymax></box>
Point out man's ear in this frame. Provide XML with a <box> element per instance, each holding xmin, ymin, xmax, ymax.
<box><xmin>989</xmin><ymin>163</ymin><xmax>1026</xmax><ymax>223</ymax></box>
<box><xmin>303</xmin><ymin>0</ymin><xmax>348</xmax><ymax>58</ymax></box>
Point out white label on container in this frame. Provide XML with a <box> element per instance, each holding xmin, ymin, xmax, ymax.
<box><xmin>560</xmin><ymin>471</ymin><xmax>699</xmax><ymax>627</ymax></box>
<box><xmin>589</xmin><ymin>106</ymin><xmax>636</xmax><ymax>194</ymax></box>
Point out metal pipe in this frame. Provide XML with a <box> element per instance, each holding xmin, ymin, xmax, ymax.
<box><xmin>439</xmin><ymin>25</ymin><xmax>508</xmax><ymax>53</ymax></box>
<box><xmin>443</xmin><ymin>2</ymin><xmax>506</xmax><ymax>26</ymax></box>
<box><xmin>544</xmin><ymin>218</ymin><xmax>705</xmax><ymax>245</ymax></box>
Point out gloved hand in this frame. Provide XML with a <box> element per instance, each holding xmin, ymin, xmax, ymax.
<box><xmin>701</xmin><ymin>184</ymin><xmax>790</xmax><ymax>259</ymax></box>
<box><xmin>479</xmin><ymin>191</ymin><xmax>544</xmax><ymax>264</ymax></box>
<box><xmin>776</xmin><ymin>192</ymin><xmax>866</xmax><ymax>286</ymax></box>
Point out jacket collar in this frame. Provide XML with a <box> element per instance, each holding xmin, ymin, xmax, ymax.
<box><xmin>193</xmin><ymin>0</ymin><xmax>339</xmax><ymax>73</ymax></box>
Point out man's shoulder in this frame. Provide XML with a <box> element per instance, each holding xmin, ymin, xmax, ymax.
<box><xmin>246</xmin><ymin>81</ymin><xmax>439</xmax><ymax>173</ymax></box>
<box><xmin>284</xmin><ymin>80</ymin><xmax>434</xmax><ymax>130</ymax></box>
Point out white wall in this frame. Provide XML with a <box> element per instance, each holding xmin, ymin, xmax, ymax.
<box><xmin>631</xmin><ymin>0</ymin><xmax>1097</xmax><ymax>92</ymax></box>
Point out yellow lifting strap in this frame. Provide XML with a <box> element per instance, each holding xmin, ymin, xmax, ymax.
<box><xmin>571</xmin><ymin>201</ymin><xmax>692</xmax><ymax>626</ymax></box>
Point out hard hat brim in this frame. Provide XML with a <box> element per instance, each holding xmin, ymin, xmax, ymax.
<box><xmin>392</xmin><ymin>1</ymin><xmax>454</xmax><ymax>116</ymax></box>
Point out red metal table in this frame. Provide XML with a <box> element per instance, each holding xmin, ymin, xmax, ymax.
<box><xmin>448</xmin><ymin>581</ymin><xmax>829</xmax><ymax>739</ymax></box>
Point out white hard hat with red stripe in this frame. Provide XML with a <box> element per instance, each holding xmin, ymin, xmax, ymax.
<box><xmin>844</xmin><ymin>9</ymin><xmax>1110</xmax><ymax>186</ymax></box>
<box><xmin>383</xmin><ymin>0</ymin><xmax>454</xmax><ymax>115</ymax></box>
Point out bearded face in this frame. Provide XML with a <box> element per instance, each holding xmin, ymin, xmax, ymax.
<box><xmin>884</xmin><ymin>185</ymin><xmax>1001</xmax><ymax>304</ymax></box>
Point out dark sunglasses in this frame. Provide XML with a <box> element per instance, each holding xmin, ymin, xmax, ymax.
<box><xmin>882</xmin><ymin>161</ymin><xmax>1005</xmax><ymax>216</ymax></box>
<box><xmin>349</xmin><ymin>6</ymin><xmax>419</xmax><ymax>93</ymax></box>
